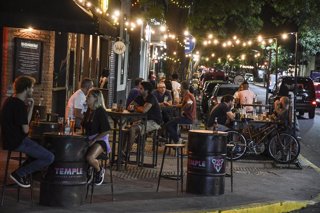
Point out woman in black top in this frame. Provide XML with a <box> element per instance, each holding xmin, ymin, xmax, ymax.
<box><xmin>82</xmin><ymin>88</ymin><xmax>110</xmax><ymax>185</ymax></box>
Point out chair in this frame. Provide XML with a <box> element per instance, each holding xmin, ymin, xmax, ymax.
<box><xmin>1</xmin><ymin>151</ymin><xmax>33</xmax><ymax>206</ymax></box>
<box><xmin>156</xmin><ymin>144</ymin><xmax>185</xmax><ymax>194</ymax></box>
<box><xmin>86</xmin><ymin>153</ymin><xmax>114</xmax><ymax>203</ymax></box>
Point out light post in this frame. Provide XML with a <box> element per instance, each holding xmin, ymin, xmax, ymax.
<box><xmin>292</xmin><ymin>32</ymin><xmax>298</xmax><ymax>137</ymax></box>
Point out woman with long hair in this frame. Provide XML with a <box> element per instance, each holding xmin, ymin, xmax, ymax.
<box><xmin>82</xmin><ymin>88</ymin><xmax>111</xmax><ymax>185</ymax></box>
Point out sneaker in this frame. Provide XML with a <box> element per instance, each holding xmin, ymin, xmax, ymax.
<box><xmin>87</xmin><ymin>167</ymin><xmax>94</xmax><ymax>184</ymax></box>
<box><xmin>10</xmin><ymin>172</ymin><xmax>31</xmax><ymax>188</ymax></box>
<box><xmin>94</xmin><ymin>167</ymin><xmax>105</xmax><ymax>186</ymax></box>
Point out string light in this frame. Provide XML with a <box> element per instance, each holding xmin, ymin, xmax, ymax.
<box><xmin>170</xmin><ymin>0</ymin><xmax>191</xmax><ymax>9</ymax></box>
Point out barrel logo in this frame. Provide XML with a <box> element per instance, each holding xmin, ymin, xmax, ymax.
<box><xmin>55</xmin><ymin>167</ymin><xmax>83</xmax><ymax>176</ymax></box>
<box><xmin>188</xmin><ymin>159</ymin><xmax>206</xmax><ymax>168</ymax></box>
<box><xmin>211</xmin><ymin>159</ymin><xmax>224</xmax><ymax>172</ymax></box>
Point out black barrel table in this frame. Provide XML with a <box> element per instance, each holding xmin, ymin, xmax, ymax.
<box><xmin>40</xmin><ymin>133</ymin><xmax>88</xmax><ymax>207</ymax></box>
<box><xmin>186</xmin><ymin>130</ymin><xmax>228</xmax><ymax>195</ymax></box>
<box><xmin>29</xmin><ymin>121</ymin><xmax>59</xmax><ymax>143</ymax></box>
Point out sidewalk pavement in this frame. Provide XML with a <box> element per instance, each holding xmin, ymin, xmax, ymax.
<box><xmin>1</xmin><ymin>142</ymin><xmax>320</xmax><ymax>213</ymax></box>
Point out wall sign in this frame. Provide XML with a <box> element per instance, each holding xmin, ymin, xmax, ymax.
<box><xmin>14</xmin><ymin>38</ymin><xmax>43</xmax><ymax>83</ymax></box>
<box><xmin>113</xmin><ymin>41</ymin><xmax>126</xmax><ymax>54</ymax></box>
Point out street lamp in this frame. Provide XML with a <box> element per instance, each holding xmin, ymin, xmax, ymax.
<box><xmin>292</xmin><ymin>32</ymin><xmax>298</xmax><ymax>137</ymax></box>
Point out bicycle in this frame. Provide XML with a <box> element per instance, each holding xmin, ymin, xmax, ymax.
<box><xmin>226</xmin><ymin>118</ymin><xmax>300</xmax><ymax>163</ymax></box>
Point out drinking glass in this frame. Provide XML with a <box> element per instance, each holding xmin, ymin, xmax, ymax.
<box><xmin>58</xmin><ymin>117</ymin><xmax>64</xmax><ymax>135</ymax></box>
<box><xmin>70</xmin><ymin>119</ymin><xmax>75</xmax><ymax>135</ymax></box>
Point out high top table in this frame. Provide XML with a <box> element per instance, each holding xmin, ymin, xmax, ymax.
<box><xmin>106</xmin><ymin>109</ymin><xmax>147</xmax><ymax>170</ymax></box>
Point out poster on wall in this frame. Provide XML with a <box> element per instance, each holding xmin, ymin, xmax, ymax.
<box><xmin>14</xmin><ymin>38</ymin><xmax>43</xmax><ymax>83</ymax></box>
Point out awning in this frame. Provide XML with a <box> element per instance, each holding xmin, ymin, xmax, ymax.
<box><xmin>0</xmin><ymin>0</ymin><xmax>117</xmax><ymax>37</ymax></box>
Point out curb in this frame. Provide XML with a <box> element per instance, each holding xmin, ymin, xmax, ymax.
<box><xmin>203</xmin><ymin>154</ymin><xmax>320</xmax><ymax>213</ymax></box>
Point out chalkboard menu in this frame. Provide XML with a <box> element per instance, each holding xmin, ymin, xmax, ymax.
<box><xmin>14</xmin><ymin>38</ymin><xmax>42</xmax><ymax>83</ymax></box>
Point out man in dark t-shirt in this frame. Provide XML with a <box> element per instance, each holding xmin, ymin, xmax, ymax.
<box><xmin>207</xmin><ymin>95</ymin><xmax>235</xmax><ymax>131</ymax></box>
<box><xmin>1</xmin><ymin>76</ymin><xmax>54</xmax><ymax>188</ymax></box>
<box><xmin>126</xmin><ymin>81</ymin><xmax>162</xmax><ymax>153</ymax></box>
<box><xmin>126</xmin><ymin>77</ymin><xmax>144</xmax><ymax>108</ymax></box>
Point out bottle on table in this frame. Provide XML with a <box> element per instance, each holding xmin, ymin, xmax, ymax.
<box><xmin>64</xmin><ymin>118</ymin><xmax>71</xmax><ymax>135</ymax></box>
<box><xmin>35</xmin><ymin>110</ymin><xmax>40</xmax><ymax>125</ymax></box>
<box><xmin>212</xmin><ymin>117</ymin><xmax>218</xmax><ymax>132</ymax></box>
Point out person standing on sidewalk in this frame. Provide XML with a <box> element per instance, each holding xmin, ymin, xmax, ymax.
<box><xmin>1</xmin><ymin>76</ymin><xmax>54</xmax><ymax>188</ymax></box>
<box><xmin>238</xmin><ymin>81</ymin><xmax>256</xmax><ymax>112</ymax></box>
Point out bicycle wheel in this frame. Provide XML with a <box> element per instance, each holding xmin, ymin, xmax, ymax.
<box><xmin>226</xmin><ymin>130</ymin><xmax>247</xmax><ymax>160</ymax></box>
<box><xmin>268</xmin><ymin>132</ymin><xmax>300</xmax><ymax>163</ymax></box>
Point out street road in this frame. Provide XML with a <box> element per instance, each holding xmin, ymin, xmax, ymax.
<box><xmin>250</xmin><ymin>84</ymin><xmax>320</xmax><ymax>168</ymax></box>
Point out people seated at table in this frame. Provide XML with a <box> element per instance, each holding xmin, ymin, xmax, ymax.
<box><xmin>237</xmin><ymin>81</ymin><xmax>256</xmax><ymax>112</ymax></box>
<box><xmin>272</xmin><ymin>96</ymin><xmax>290</xmax><ymax>127</ymax></box>
<box><xmin>126</xmin><ymin>81</ymin><xmax>162</xmax><ymax>155</ymax></box>
<box><xmin>1</xmin><ymin>76</ymin><xmax>54</xmax><ymax>188</ymax></box>
<box><xmin>126</xmin><ymin>77</ymin><xmax>144</xmax><ymax>108</ymax></box>
<box><xmin>171</xmin><ymin>73</ymin><xmax>181</xmax><ymax>105</ymax></box>
<box><xmin>152</xmin><ymin>82</ymin><xmax>173</xmax><ymax>123</ymax></box>
<box><xmin>65</xmin><ymin>78</ymin><xmax>93</xmax><ymax>129</ymax></box>
<box><xmin>166</xmin><ymin>81</ymin><xmax>196</xmax><ymax>144</ymax></box>
<box><xmin>82</xmin><ymin>88</ymin><xmax>111</xmax><ymax>185</ymax></box>
<box><xmin>207</xmin><ymin>95</ymin><xmax>235</xmax><ymax>131</ymax></box>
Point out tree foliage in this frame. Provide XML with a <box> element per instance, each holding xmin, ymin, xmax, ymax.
<box><xmin>188</xmin><ymin>0</ymin><xmax>265</xmax><ymax>39</ymax></box>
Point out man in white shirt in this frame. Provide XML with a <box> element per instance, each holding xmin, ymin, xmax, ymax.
<box><xmin>238</xmin><ymin>81</ymin><xmax>256</xmax><ymax>112</ymax></box>
<box><xmin>171</xmin><ymin>73</ymin><xmax>181</xmax><ymax>104</ymax></box>
<box><xmin>65</xmin><ymin>78</ymin><xmax>93</xmax><ymax>128</ymax></box>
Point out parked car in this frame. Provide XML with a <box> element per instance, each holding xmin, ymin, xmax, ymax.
<box><xmin>244</xmin><ymin>73</ymin><xmax>254</xmax><ymax>83</ymax></box>
<box><xmin>313</xmin><ymin>77</ymin><xmax>320</xmax><ymax>107</ymax></box>
<box><xmin>200</xmin><ymin>80</ymin><xmax>226</xmax><ymax>115</ymax></box>
<box><xmin>208</xmin><ymin>83</ymin><xmax>239</xmax><ymax>111</ymax></box>
<box><xmin>269</xmin><ymin>76</ymin><xmax>317</xmax><ymax>119</ymax></box>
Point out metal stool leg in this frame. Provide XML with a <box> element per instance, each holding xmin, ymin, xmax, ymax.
<box><xmin>109</xmin><ymin>164</ymin><xmax>114</xmax><ymax>201</ymax></box>
<box><xmin>180</xmin><ymin>147</ymin><xmax>184</xmax><ymax>193</ymax></box>
<box><xmin>176</xmin><ymin>147</ymin><xmax>180</xmax><ymax>194</ymax></box>
<box><xmin>156</xmin><ymin>146</ymin><xmax>167</xmax><ymax>192</ymax></box>
<box><xmin>1</xmin><ymin>151</ymin><xmax>11</xmax><ymax>206</ymax></box>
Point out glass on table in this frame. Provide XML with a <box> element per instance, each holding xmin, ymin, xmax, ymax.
<box><xmin>57</xmin><ymin>117</ymin><xmax>64</xmax><ymax>135</ymax></box>
<box><xmin>111</xmin><ymin>103</ymin><xmax>117</xmax><ymax>111</ymax></box>
<box><xmin>69</xmin><ymin>119</ymin><xmax>75</xmax><ymax>135</ymax></box>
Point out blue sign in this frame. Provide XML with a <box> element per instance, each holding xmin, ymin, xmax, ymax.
<box><xmin>184</xmin><ymin>35</ymin><xmax>195</xmax><ymax>54</ymax></box>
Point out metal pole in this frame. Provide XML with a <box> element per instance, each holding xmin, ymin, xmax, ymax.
<box><xmin>265</xmin><ymin>49</ymin><xmax>272</xmax><ymax>105</ymax></box>
<box><xmin>275</xmin><ymin>39</ymin><xmax>278</xmax><ymax>91</ymax></box>
<box><xmin>293</xmin><ymin>32</ymin><xmax>298</xmax><ymax>137</ymax></box>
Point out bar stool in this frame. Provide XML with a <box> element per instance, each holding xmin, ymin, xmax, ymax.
<box><xmin>86</xmin><ymin>153</ymin><xmax>114</xmax><ymax>203</ymax></box>
<box><xmin>156</xmin><ymin>144</ymin><xmax>185</xmax><ymax>194</ymax></box>
<box><xmin>1</xmin><ymin>151</ymin><xmax>33</xmax><ymax>206</ymax></box>
<box><xmin>139</xmin><ymin>129</ymin><xmax>159</xmax><ymax>167</ymax></box>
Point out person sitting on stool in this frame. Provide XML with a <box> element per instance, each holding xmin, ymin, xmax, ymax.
<box><xmin>166</xmin><ymin>81</ymin><xmax>196</xmax><ymax>144</ymax></box>
<box><xmin>207</xmin><ymin>95</ymin><xmax>235</xmax><ymax>131</ymax></box>
<box><xmin>1</xmin><ymin>76</ymin><xmax>54</xmax><ymax>188</ymax></box>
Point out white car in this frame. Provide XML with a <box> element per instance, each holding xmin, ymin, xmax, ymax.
<box><xmin>244</xmin><ymin>73</ymin><xmax>254</xmax><ymax>83</ymax></box>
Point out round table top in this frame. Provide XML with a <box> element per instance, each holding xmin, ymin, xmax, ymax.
<box><xmin>189</xmin><ymin>129</ymin><xmax>228</xmax><ymax>136</ymax></box>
